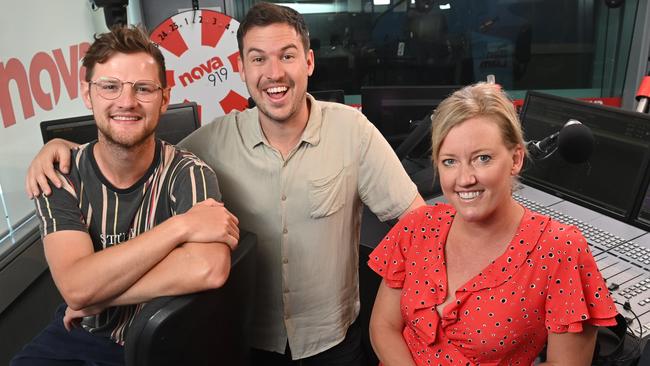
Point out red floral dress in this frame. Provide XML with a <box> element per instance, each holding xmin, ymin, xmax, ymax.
<box><xmin>368</xmin><ymin>203</ymin><xmax>618</xmax><ymax>365</ymax></box>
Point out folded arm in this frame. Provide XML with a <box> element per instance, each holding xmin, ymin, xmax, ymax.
<box><xmin>62</xmin><ymin>241</ymin><xmax>232</xmax><ymax>330</ymax></box>
<box><xmin>107</xmin><ymin>241</ymin><xmax>231</xmax><ymax>306</ymax></box>
<box><xmin>46</xmin><ymin>199</ymin><xmax>238</xmax><ymax>311</ymax></box>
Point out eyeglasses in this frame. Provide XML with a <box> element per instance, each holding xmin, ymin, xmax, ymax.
<box><xmin>89</xmin><ymin>77</ymin><xmax>163</xmax><ymax>102</ymax></box>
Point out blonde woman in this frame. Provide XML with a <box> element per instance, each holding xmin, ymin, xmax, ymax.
<box><xmin>368</xmin><ymin>83</ymin><xmax>618</xmax><ymax>365</ymax></box>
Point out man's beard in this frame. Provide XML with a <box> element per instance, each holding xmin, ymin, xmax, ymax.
<box><xmin>97</xmin><ymin>122</ymin><xmax>156</xmax><ymax>149</ymax></box>
<box><xmin>249</xmin><ymin>79</ymin><xmax>306</xmax><ymax>123</ymax></box>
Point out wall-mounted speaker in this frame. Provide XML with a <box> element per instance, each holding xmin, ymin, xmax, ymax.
<box><xmin>90</xmin><ymin>0</ymin><xmax>129</xmax><ymax>28</ymax></box>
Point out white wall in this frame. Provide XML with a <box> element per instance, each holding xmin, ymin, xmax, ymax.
<box><xmin>0</xmin><ymin>1</ymin><xmax>106</xmax><ymax>239</ymax></box>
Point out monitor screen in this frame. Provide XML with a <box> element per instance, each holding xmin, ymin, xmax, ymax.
<box><xmin>361</xmin><ymin>85</ymin><xmax>461</xmax><ymax>147</ymax></box>
<box><xmin>40</xmin><ymin>115</ymin><xmax>99</xmax><ymax>144</ymax></box>
<box><xmin>309</xmin><ymin>89</ymin><xmax>345</xmax><ymax>104</ymax></box>
<box><xmin>520</xmin><ymin>92</ymin><xmax>650</xmax><ymax>221</ymax></box>
<box><xmin>155</xmin><ymin>103</ymin><xmax>201</xmax><ymax>144</ymax></box>
<box><xmin>40</xmin><ymin>102</ymin><xmax>200</xmax><ymax>145</ymax></box>
<box><xmin>635</xmin><ymin>180</ymin><xmax>650</xmax><ymax>230</ymax></box>
<box><xmin>247</xmin><ymin>90</ymin><xmax>345</xmax><ymax>109</ymax></box>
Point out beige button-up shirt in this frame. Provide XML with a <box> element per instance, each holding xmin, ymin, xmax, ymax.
<box><xmin>180</xmin><ymin>95</ymin><xmax>417</xmax><ymax>359</ymax></box>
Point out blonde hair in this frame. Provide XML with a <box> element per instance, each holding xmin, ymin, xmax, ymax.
<box><xmin>430</xmin><ymin>82</ymin><xmax>525</xmax><ymax>166</ymax></box>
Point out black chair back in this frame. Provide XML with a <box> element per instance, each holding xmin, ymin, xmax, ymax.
<box><xmin>40</xmin><ymin>102</ymin><xmax>200</xmax><ymax>145</ymax></box>
<box><xmin>124</xmin><ymin>231</ymin><xmax>257</xmax><ymax>366</ymax></box>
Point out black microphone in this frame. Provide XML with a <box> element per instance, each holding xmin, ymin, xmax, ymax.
<box><xmin>557</xmin><ymin>120</ymin><xmax>594</xmax><ymax>163</ymax></box>
<box><xmin>526</xmin><ymin>120</ymin><xmax>594</xmax><ymax>163</ymax></box>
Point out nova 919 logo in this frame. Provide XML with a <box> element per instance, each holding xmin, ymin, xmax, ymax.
<box><xmin>151</xmin><ymin>9</ymin><xmax>249</xmax><ymax>125</ymax></box>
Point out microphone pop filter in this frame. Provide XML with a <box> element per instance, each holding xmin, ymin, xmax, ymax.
<box><xmin>557</xmin><ymin>120</ymin><xmax>594</xmax><ymax>164</ymax></box>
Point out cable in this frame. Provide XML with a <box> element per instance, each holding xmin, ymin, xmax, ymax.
<box><xmin>609</xmin><ymin>301</ymin><xmax>643</xmax><ymax>364</ymax></box>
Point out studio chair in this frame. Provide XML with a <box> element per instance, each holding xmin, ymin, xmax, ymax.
<box><xmin>123</xmin><ymin>231</ymin><xmax>257</xmax><ymax>366</ymax></box>
<box><xmin>394</xmin><ymin>113</ymin><xmax>441</xmax><ymax>198</ymax></box>
<box><xmin>40</xmin><ymin>102</ymin><xmax>200</xmax><ymax>144</ymax></box>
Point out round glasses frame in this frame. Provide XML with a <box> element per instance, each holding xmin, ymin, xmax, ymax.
<box><xmin>89</xmin><ymin>77</ymin><xmax>164</xmax><ymax>103</ymax></box>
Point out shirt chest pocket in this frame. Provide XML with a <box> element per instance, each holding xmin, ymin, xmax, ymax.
<box><xmin>308</xmin><ymin>166</ymin><xmax>347</xmax><ymax>219</ymax></box>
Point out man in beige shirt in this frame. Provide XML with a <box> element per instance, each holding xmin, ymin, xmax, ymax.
<box><xmin>26</xmin><ymin>3</ymin><xmax>425</xmax><ymax>365</ymax></box>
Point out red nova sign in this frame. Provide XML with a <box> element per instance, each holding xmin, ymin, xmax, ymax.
<box><xmin>0</xmin><ymin>42</ymin><xmax>90</xmax><ymax>128</ymax></box>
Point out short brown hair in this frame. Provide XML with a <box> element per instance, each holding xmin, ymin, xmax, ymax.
<box><xmin>83</xmin><ymin>25</ymin><xmax>167</xmax><ymax>87</ymax></box>
<box><xmin>237</xmin><ymin>2</ymin><xmax>310</xmax><ymax>55</ymax></box>
<box><xmin>431</xmin><ymin>82</ymin><xmax>526</xmax><ymax>167</ymax></box>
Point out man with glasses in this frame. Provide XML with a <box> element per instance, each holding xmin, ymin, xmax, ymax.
<box><xmin>11</xmin><ymin>26</ymin><xmax>239</xmax><ymax>366</ymax></box>
<box><xmin>25</xmin><ymin>4</ymin><xmax>425</xmax><ymax>365</ymax></box>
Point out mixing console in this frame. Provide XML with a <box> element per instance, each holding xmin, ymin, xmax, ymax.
<box><xmin>514</xmin><ymin>187</ymin><xmax>650</xmax><ymax>339</ymax></box>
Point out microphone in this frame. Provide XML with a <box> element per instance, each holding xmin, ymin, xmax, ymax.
<box><xmin>526</xmin><ymin>120</ymin><xmax>594</xmax><ymax>163</ymax></box>
<box><xmin>557</xmin><ymin>120</ymin><xmax>594</xmax><ymax>163</ymax></box>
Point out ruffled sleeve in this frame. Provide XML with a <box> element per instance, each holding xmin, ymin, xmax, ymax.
<box><xmin>544</xmin><ymin>223</ymin><xmax>618</xmax><ymax>333</ymax></box>
<box><xmin>368</xmin><ymin>205</ymin><xmax>436</xmax><ymax>288</ymax></box>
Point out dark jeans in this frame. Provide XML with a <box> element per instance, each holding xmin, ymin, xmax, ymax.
<box><xmin>251</xmin><ymin>319</ymin><xmax>365</xmax><ymax>366</ymax></box>
<box><xmin>10</xmin><ymin>304</ymin><xmax>124</xmax><ymax>366</ymax></box>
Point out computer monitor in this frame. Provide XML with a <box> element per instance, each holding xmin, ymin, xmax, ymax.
<box><xmin>520</xmin><ymin>91</ymin><xmax>650</xmax><ymax>221</ymax></box>
<box><xmin>40</xmin><ymin>102</ymin><xmax>200</xmax><ymax>145</ymax></box>
<box><xmin>360</xmin><ymin>85</ymin><xmax>461</xmax><ymax>146</ymax></box>
<box><xmin>632</xmin><ymin>158</ymin><xmax>650</xmax><ymax>230</ymax></box>
<box><xmin>246</xmin><ymin>90</ymin><xmax>345</xmax><ymax>109</ymax></box>
<box><xmin>309</xmin><ymin>89</ymin><xmax>345</xmax><ymax>104</ymax></box>
<box><xmin>40</xmin><ymin>115</ymin><xmax>98</xmax><ymax>144</ymax></box>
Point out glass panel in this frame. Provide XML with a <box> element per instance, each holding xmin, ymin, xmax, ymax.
<box><xmin>0</xmin><ymin>142</ymin><xmax>38</xmax><ymax>257</ymax></box>
<box><xmin>0</xmin><ymin>183</ymin><xmax>9</xmax><ymax>239</ymax></box>
<box><xmin>596</xmin><ymin>1</ymin><xmax>639</xmax><ymax>97</ymax></box>
<box><xmin>0</xmin><ymin>1</ymin><xmax>107</xmax><ymax>260</ymax></box>
<box><xmin>257</xmin><ymin>0</ymin><xmax>639</xmax><ymax>99</ymax></box>
<box><xmin>0</xmin><ymin>182</ymin><xmax>18</xmax><ymax>258</ymax></box>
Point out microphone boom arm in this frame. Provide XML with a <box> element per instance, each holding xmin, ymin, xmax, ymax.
<box><xmin>526</xmin><ymin>131</ymin><xmax>559</xmax><ymax>160</ymax></box>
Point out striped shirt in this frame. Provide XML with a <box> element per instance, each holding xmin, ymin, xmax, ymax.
<box><xmin>34</xmin><ymin>139</ymin><xmax>220</xmax><ymax>344</ymax></box>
